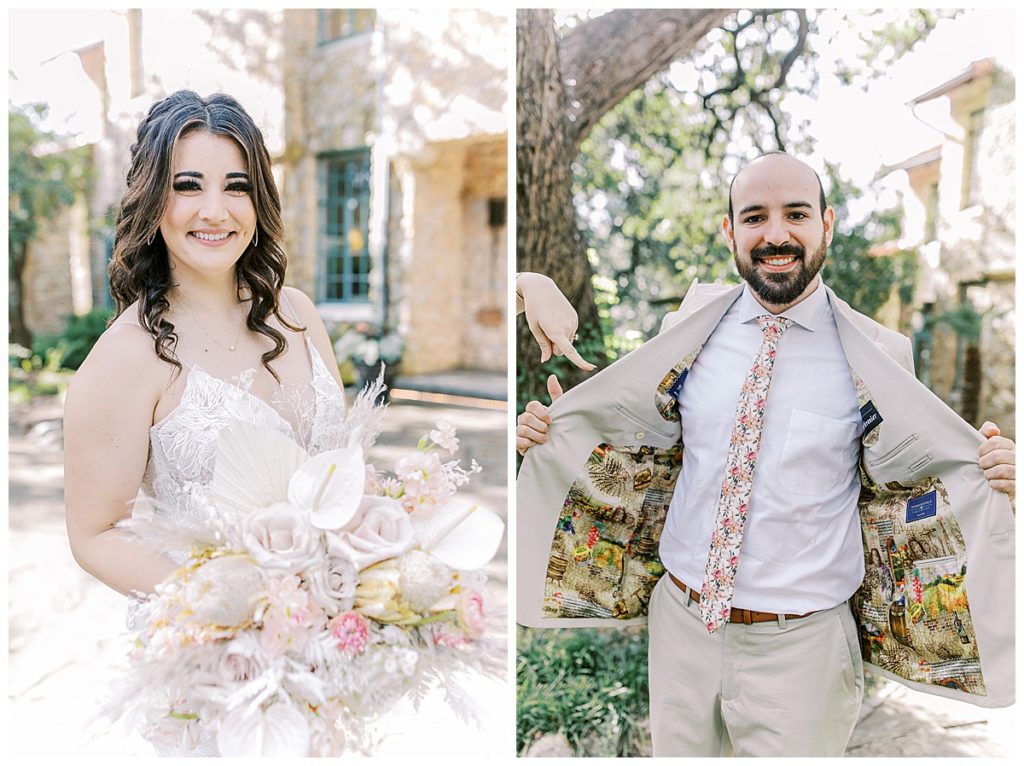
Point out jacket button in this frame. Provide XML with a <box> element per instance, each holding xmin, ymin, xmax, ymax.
<box><xmin>635</xmin><ymin>431</ymin><xmax>646</xmax><ymax>439</ymax></box>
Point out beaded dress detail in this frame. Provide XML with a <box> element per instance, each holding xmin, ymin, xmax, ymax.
<box><xmin>141</xmin><ymin>336</ymin><xmax>346</xmax><ymax>538</ymax></box>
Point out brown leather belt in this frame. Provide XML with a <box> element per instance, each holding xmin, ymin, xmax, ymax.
<box><xmin>668</xmin><ymin>573</ymin><xmax>818</xmax><ymax>625</ymax></box>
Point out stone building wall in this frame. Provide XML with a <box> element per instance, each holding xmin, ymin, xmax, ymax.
<box><xmin>460</xmin><ymin>138</ymin><xmax>508</xmax><ymax>371</ymax></box>
<box><xmin>913</xmin><ymin>68</ymin><xmax>1015</xmax><ymax>438</ymax></box>
<box><xmin>392</xmin><ymin>141</ymin><xmax>468</xmax><ymax>374</ymax></box>
<box><xmin>22</xmin><ymin>203</ymin><xmax>83</xmax><ymax>338</ymax></box>
<box><xmin>279</xmin><ymin>9</ymin><xmax>509</xmax><ymax>374</ymax></box>
<box><xmin>281</xmin><ymin>10</ymin><xmax>379</xmax><ymax>303</ymax></box>
<box><xmin>385</xmin><ymin>135</ymin><xmax>508</xmax><ymax>374</ymax></box>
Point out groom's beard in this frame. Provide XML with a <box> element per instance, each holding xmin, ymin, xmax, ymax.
<box><xmin>734</xmin><ymin>231</ymin><xmax>828</xmax><ymax>306</ymax></box>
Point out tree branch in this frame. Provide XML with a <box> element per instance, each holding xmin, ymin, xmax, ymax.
<box><xmin>770</xmin><ymin>10</ymin><xmax>809</xmax><ymax>91</ymax></box>
<box><xmin>698</xmin><ymin>10</ymin><xmax>808</xmax><ymax>158</ymax></box>
<box><xmin>559</xmin><ymin>9</ymin><xmax>730</xmax><ymax>150</ymax></box>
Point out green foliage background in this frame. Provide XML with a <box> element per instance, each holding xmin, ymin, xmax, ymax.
<box><xmin>9</xmin><ymin>104</ymin><xmax>93</xmax><ymax>348</ymax></box>
<box><xmin>518</xmin><ymin>626</ymin><xmax>650</xmax><ymax>756</ymax></box>
<box><xmin>572</xmin><ymin>79</ymin><xmax>916</xmax><ymax>353</ymax></box>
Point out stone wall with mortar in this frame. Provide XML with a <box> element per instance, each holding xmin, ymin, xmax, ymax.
<box><xmin>280</xmin><ymin>9</ymin><xmax>508</xmax><ymax>373</ymax></box>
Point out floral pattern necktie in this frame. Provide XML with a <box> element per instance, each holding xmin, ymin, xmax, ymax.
<box><xmin>699</xmin><ymin>314</ymin><xmax>793</xmax><ymax>633</ymax></box>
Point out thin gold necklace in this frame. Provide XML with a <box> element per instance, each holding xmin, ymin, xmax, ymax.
<box><xmin>182</xmin><ymin>296</ymin><xmax>248</xmax><ymax>353</ymax></box>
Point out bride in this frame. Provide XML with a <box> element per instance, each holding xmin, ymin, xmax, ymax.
<box><xmin>63</xmin><ymin>90</ymin><xmax>348</xmax><ymax>754</ymax></box>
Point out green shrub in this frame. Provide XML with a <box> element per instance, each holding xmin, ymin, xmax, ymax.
<box><xmin>517</xmin><ymin>626</ymin><xmax>650</xmax><ymax>756</ymax></box>
<box><xmin>30</xmin><ymin>307</ymin><xmax>113</xmax><ymax>370</ymax></box>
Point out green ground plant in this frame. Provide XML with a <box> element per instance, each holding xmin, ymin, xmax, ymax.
<box><xmin>29</xmin><ymin>307</ymin><xmax>113</xmax><ymax>371</ymax></box>
<box><xmin>517</xmin><ymin>626</ymin><xmax>650</xmax><ymax>756</ymax></box>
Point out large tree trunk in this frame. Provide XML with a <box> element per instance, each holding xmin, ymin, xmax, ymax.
<box><xmin>9</xmin><ymin>241</ymin><xmax>33</xmax><ymax>348</ymax></box>
<box><xmin>516</xmin><ymin>9</ymin><xmax>728</xmax><ymax>407</ymax></box>
<box><xmin>960</xmin><ymin>342</ymin><xmax>981</xmax><ymax>427</ymax></box>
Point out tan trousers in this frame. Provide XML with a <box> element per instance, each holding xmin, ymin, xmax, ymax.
<box><xmin>648</xmin><ymin>575</ymin><xmax>863</xmax><ymax>757</ymax></box>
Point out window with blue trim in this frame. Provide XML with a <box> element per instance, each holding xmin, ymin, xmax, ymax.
<box><xmin>319</xmin><ymin>151</ymin><xmax>372</xmax><ymax>303</ymax></box>
<box><xmin>317</xmin><ymin>9</ymin><xmax>375</xmax><ymax>45</ymax></box>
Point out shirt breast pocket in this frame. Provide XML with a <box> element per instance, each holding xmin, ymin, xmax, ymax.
<box><xmin>778</xmin><ymin>410</ymin><xmax>859</xmax><ymax>497</ymax></box>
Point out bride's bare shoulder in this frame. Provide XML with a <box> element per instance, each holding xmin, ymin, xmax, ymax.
<box><xmin>71</xmin><ymin>303</ymin><xmax>168</xmax><ymax>392</ymax></box>
<box><xmin>64</xmin><ymin>304</ymin><xmax>175</xmax><ymax>447</ymax></box>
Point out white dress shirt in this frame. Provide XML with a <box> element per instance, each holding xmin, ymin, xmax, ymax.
<box><xmin>659</xmin><ymin>280</ymin><xmax>866</xmax><ymax>613</ymax></box>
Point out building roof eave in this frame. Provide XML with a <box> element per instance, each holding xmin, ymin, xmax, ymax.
<box><xmin>876</xmin><ymin>145</ymin><xmax>942</xmax><ymax>180</ymax></box>
<box><xmin>906</xmin><ymin>58</ymin><xmax>994</xmax><ymax>106</ymax></box>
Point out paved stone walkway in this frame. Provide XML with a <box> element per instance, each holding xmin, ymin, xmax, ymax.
<box><xmin>8</xmin><ymin>393</ymin><xmax>510</xmax><ymax>757</ymax></box>
<box><xmin>395</xmin><ymin>368</ymin><xmax>506</xmax><ymax>401</ymax></box>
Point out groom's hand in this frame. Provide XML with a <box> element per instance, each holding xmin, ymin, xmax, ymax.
<box><xmin>978</xmin><ymin>421</ymin><xmax>1015</xmax><ymax>498</ymax></box>
<box><xmin>517</xmin><ymin>273</ymin><xmax>596</xmax><ymax>371</ymax></box>
<box><xmin>516</xmin><ymin>375</ymin><xmax>563</xmax><ymax>456</ymax></box>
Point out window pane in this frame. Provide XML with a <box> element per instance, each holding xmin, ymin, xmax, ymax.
<box><xmin>353</xmin><ymin>10</ymin><xmax>376</xmax><ymax>34</ymax></box>
<box><xmin>319</xmin><ymin>9</ymin><xmax>374</xmax><ymax>44</ymax></box>
<box><xmin>318</xmin><ymin>10</ymin><xmax>343</xmax><ymax>44</ymax></box>
<box><xmin>319</xmin><ymin>151</ymin><xmax>372</xmax><ymax>303</ymax></box>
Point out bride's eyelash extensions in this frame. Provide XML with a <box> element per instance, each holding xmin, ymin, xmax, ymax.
<box><xmin>225</xmin><ymin>171</ymin><xmax>252</xmax><ymax>195</ymax></box>
<box><xmin>171</xmin><ymin>173</ymin><xmax>252</xmax><ymax>194</ymax></box>
<box><xmin>172</xmin><ymin>178</ymin><xmax>202</xmax><ymax>192</ymax></box>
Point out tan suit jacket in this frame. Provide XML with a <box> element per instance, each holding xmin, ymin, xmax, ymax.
<box><xmin>517</xmin><ymin>280</ymin><xmax>1014</xmax><ymax>707</ymax></box>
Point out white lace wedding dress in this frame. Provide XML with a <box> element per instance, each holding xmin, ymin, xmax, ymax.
<box><xmin>130</xmin><ymin>329</ymin><xmax>346</xmax><ymax>756</ymax></box>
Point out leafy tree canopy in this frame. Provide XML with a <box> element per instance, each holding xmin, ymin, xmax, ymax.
<box><xmin>572</xmin><ymin>9</ymin><xmax>927</xmax><ymax>354</ymax></box>
<box><xmin>9</xmin><ymin>103</ymin><xmax>92</xmax><ymax>252</ymax></box>
<box><xmin>9</xmin><ymin>103</ymin><xmax>92</xmax><ymax>345</ymax></box>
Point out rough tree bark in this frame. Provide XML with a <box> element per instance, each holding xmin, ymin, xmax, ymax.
<box><xmin>516</xmin><ymin>9</ymin><xmax>728</xmax><ymax>405</ymax></box>
<box><xmin>9</xmin><ymin>242</ymin><xmax>32</xmax><ymax>348</ymax></box>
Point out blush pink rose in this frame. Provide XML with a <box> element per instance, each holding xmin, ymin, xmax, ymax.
<box><xmin>457</xmin><ymin>589</ymin><xmax>486</xmax><ymax>638</ymax></box>
<box><xmin>242</xmin><ymin>503</ymin><xmax>320</xmax><ymax>573</ymax></box>
<box><xmin>326</xmin><ymin>495</ymin><xmax>415</xmax><ymax>571</ymax></box>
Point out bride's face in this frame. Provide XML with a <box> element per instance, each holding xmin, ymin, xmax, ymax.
<box><xmin>159</xmin><ymin>130</ymin><xmax>257</xmax><ymax>282</ymax></box>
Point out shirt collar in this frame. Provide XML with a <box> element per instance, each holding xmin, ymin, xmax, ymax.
<box><xmin>736</xmin><ymin>278</ymin><xmax>829</xmax><ymax>332</ymax></box>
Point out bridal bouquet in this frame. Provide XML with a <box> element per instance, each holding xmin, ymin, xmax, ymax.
<box><xmin>113</xmin><ymin>384</ymin><xmax>504</xmax><ymax>756</ymax></box>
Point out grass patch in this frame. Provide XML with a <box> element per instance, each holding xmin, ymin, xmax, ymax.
<box><xmin>517</xmin><ymin>625</ymin><xmax>650</xmax><ymax>756</ymax></box>
<box><xmin>517</xmin><ymin>621</ymin><xmax>892</xmax><ymax>756</ymax></box>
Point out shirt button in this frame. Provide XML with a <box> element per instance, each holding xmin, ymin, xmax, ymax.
<box><xmin>635</xmin><ymin>431</ymin><xmax>646</xmax><ymax>439</ymax></box>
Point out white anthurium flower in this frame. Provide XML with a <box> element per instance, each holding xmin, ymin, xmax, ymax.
<box><xmin>216</xmin><ymin>702</ymin><xmax>310</xmax><ymax>757</ymax></box>
<box><xmin>287</xmin><ymin>447</ymin><xmax>366</xmax><ymax>530</ymax></box>
<box><xmin>211</xmin><ymin>420</ymin><xmax>309</xmax><ymax>518</ymax></box>
<box><xmin>408</xmin><ymin>502</ymin><xmax>504</xmax><ymax>570</ymax></box>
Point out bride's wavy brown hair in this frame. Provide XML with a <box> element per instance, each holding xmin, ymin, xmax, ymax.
<box><xmin>109</xmin><ymin>90</ymin><xmax>301</xmax><ymax>380</ymax></box>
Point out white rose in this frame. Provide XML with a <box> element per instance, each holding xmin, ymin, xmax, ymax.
<box><xmin>326</xmin><ymin>495</ymin><xmax>415</xmax><ymax>571</ymax></box>
<box><xmin>217</xmin><ymin>631</ymin><xmax>267</xmax><ymax>683</ymax></box>
<box><xmin>305</xmin><ymin>553</ymin><xmax>359</xmax><ymax>616</ymax></box>
<box><xmin>242</xmin><ymin>502</ymin><xmax>322</xmax><ymax>573</ymax></box>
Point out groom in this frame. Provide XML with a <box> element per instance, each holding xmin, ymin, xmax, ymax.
<box><xmin>516</xmin><ymin>152</ymin><xmax>1016</xmax><ymax>756</ymax></box>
